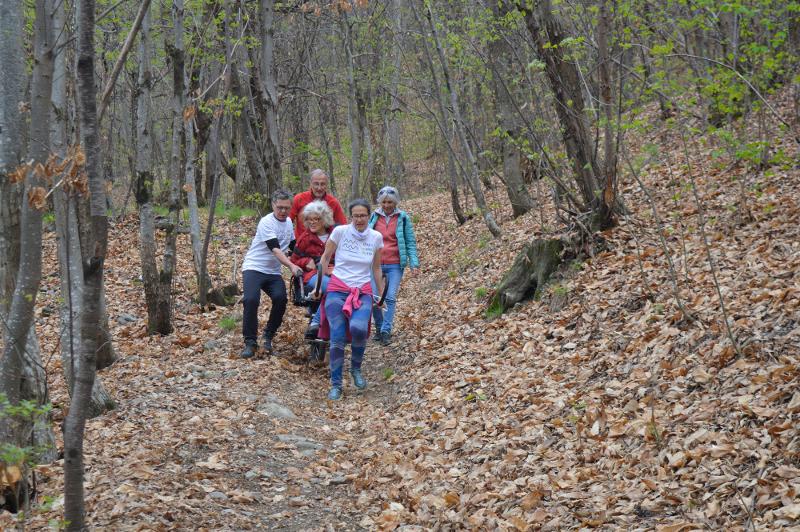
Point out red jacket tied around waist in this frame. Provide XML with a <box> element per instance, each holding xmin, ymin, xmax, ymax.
<box><xmin>317</xmin><ymin>275</ymin><xmax>373</xmax><ymax>340</ymax></box>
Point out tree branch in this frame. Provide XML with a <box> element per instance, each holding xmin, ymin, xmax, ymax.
<box><xmin>98</xmin><ymin>0</ymin><xmax>152</xmax><ymax>122</ymax></box>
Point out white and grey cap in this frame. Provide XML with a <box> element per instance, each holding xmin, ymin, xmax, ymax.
<box><xmin>377</xmin><ymin>186</ymin><xmax>400</xmax><ymax>204</ymax></box>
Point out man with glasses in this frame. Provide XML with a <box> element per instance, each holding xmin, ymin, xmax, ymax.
<box><xmin>240</xmin><ymin>189</ymin><xmax>304</xmax><ymax>358</ymax></box>
<box><xmin>289</xmin><ymin>169</ymin><xmax>347</xmax><ymax>239</ymax></box>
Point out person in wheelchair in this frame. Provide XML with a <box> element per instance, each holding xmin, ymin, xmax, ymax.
<box><xmin>290</xmin><ymin>200</ymin><xmax>336</xmax><ymax>340</ymax></box>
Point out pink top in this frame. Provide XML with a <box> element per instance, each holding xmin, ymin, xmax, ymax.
<box><xmin>374</xmin><ymin>214</ymin><xmax>400</xmax><ymax>264</ymax></box>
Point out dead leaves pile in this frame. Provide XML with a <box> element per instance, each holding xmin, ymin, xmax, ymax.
<box><xmin>340</xmin><ymin>115</ymin><xmax>799</xmax><ymax>527</ymax></box>
<box><xmin>5</xmin><ymin>101</ymin><xmax>800</xmax><ymax>529</ymax></box>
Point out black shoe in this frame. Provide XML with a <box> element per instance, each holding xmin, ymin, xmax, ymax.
<box><xmin>262</xmin><ymin>334</ymin><xmax>274</xmax><ymax>355</ymax></box>
<box><xmin>372</xmin><ymin>330</ymin><xmax>382</xmax><ymax>342</ymax></box>
<box><xmin>380</xmin><ymin>331</ymin><xmax>392</xmax><ymax>346</ymax></box>
<box><xmin>304</xmin><ymin>323</ymin><xmax>320</xmax><ymax>341</ymax></box>
<box><xmin>240</xmin><ymin>341</ymin><xmax>257</xmax><ymax>359</ymax></box>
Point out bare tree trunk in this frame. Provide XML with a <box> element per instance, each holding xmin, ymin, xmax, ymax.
<box><xmin>316</xmin><ymin>98</ymin><xmax>336</xmax><ymax>191</ymax></box>
<box><xmin>1</xmin><ymin>0</ymin><xmax>51</xmax><ymax>417</ymax></box>
<box><xmin>0</xmin><ymin>0</ymin><xmax>26</xmax><ymax>509</ymax></box>
<box><xmin>409</xmin><ymin>1</ymin><xmax>465</xmax><ymax>225</ymax></box>
<box><xmin>0</xmin><ymin>0</ymin><xmax>58</xmax><ymax>511</ymax></box>
<box><xmin>341</xmin><ymin>13</ymin><xmax>363</xmax><ymax>201</ymax></box>
<box><xmin>289</xmin><ymin>103</ymin><xmax>310</xmax><ymax>185</ymax></box>
<box><xmin>50</xmin><ymin>1</ymin><xmax>115</xmax><ymax>417</ymax></box>
<box><xmin>228</xmin><ymin>3</ymin><xmax>269</xmax><ymax>204</ymax></box>
<box><xmin>790</xmin><ymin>12</ymin><xmax>800</xmax><ymax>123</ymax></box>
<box><xmin>134</xmin><ymin>5</ymin><xmax>164</xmax><ymax>335</ymax></box>
<box><xmin>487</xmin><ymin>5</ymin><xmax>535</xmax><ymax>218</ymax></box>
<box><xmin>130</xmin><ymin>4</ymin><xmax>175</xmax><ymax>335</ymax></box>
<box><xmin>426</xmin><ymin>3</ymin><xmax>501</xmax><ymax>237</ymax></box>
<box><xmin>597</xmin><ymin>0</ymin><xmax>618</xmax><ymax>220</ymax></box>
<box><xmin>259</xmin><ymin>0</ymin><xmax>282</xmax><ymax>190</ymax></box>
<box><xmin>199</xmin><ymin>111</ymin><xmax>223</xmax><ymax>308</ymax></box>
<box><xmin>64</xmin><ymin>0</ymin><xmax>108</xmax><ymax>526</ymax></box>
<box><xmin>364</xmin><ymin>122</ymin><xmax>376</xmax><ymax>199</ymax></box>
<box><xmin>469</xmin><ymin>77</ymin><xmax>493</xmax><ymax>189</ymax></box>
<box><xmin>523</xmin><ymin>0</ymin><xmax>615</xmax><ymax>229</ymax></box>
<box><xmin>53</xmin><ymin>193</ymin><xmax>116</xmax><ymax>417</ymax></box>
<box><xmin>385</xmin><ymin>0</ymin><xmax>405</xmax><ymax>187</ymax></box>
<box><xmin>176</xmin><ymin>0</ymin><xmax>206</xmax><ymax>299</ymax></box>
<box><xmin>0</xmin><ymin>0</ymin><xmax>26</xmax><ymax>330</ymax></box>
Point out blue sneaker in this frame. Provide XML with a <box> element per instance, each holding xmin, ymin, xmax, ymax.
<box><xmin>327</xmin><ymin>386</ymin><xmax>343</xmax><ymax>401</ymax></box>
<box><xmin>350</xmin><ymin>369</ymin><xmax>367</xmax><ymax>390</ymax></box>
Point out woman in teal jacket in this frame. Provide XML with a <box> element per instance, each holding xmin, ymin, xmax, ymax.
<box><xmin>368</xmin><ymin>186</ymin><xmax>420</xmax><ymax>345</ymax></box>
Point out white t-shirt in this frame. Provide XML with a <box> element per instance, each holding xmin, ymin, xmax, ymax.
<box><xmin>242</xmin><ymin>213</ymin><xmax>294</xmax><ymax>275</ymax></box>
<box><xmin>330</xmin><ymin>224</ymin><xmax>383</xmax><ymax>287</ymax></box>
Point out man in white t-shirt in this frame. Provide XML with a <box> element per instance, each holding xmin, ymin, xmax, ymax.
<box><xmin>241</xmin><ymin>190</ymin><xmax>303</xmax><ymax>358</ymax></box>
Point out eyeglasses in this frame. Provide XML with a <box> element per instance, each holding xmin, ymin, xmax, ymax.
<box><xmin>274</xmin><ymin>206</ymin><xmax>291</xmax><ymax>212</ymax></box>
<box><xmin>351</xmin><ymin>214</ymin><xmax>369</xmax><ymax>219</ymax></box>
<box><xmin>379</xmin><ymin>187</ymin><xmax>397</xmax><ymax>195</ymax></box>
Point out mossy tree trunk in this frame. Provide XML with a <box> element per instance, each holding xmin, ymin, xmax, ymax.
<box><xmin>488</xmin><ymin>238</ymin><xmax>563</xmax><ymax>315</ymax></box>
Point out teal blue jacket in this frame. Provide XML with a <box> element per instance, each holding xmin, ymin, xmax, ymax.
<box><xmin>368</xmin><ymin>209</ymin><xmax>420</xmax><ymax>270</ymax></box>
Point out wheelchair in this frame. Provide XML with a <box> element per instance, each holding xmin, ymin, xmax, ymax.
<box><xmin>289</xmin><ymin>270</ymin><xmax>328</xmax><ymax>366</ymax></box>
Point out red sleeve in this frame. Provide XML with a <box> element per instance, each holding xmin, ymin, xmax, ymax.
<box><xmin>290</xmin><ymin>195</ymin><xmax>304</xmax><ymax>239</ymax></box>
<box><xmin>331</xmin><ymin>198</ymin><xmax>347</xmax><ymax>226</ymax></box>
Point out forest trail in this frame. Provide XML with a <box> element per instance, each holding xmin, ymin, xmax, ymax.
<box><xmin>5</xmin><ymin>0</ymin><xmax>800</xmax><ymax>528</ymax></box>
<box><xmin>14</xmin><ymin>119</ymin><xmax>800</xmax><ymax>529</ymax></box>
<box><xmin>27</xmin><ymin>209</ymin><xmax>425</xmax><ymax>529</ymax></box>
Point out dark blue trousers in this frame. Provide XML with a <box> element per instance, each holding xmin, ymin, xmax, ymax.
<box><xmin>242</xmin><ymin>270</ymin><xmax>287</xmax><ymax>343</ymax></box>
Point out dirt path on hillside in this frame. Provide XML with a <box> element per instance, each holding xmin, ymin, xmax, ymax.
<box><xmin>208</xmin><ymin>338</ymin><xmax>410</xmax><ymax>530</ymax></box>
<box><xmin>18</xmin><ymin>306</ymin><xmax>416</xmax><ymax>530</ymax></box>
<box><xmin>16</xmin><ymin>150</ymin><xmax>800</xmax><ymax>530</ymax></box>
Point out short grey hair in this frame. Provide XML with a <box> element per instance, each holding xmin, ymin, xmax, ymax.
<box><xmin>302</xmin><ymin>200</ymin><xmax>334</xmax><ymax>228</ymax></box>
<box><xmin>271</xmin><ymin>188</ymin><xmax>292</xmax><ymax>203</ymax></box>
<box><xmin>309</xmin><ymin>169</ymin><xmax>328</xmax><ymax>181</ymax></box>
<box><xmin>376</xmin><ymin>185</ymin><xmax>400</xmax><ymax>205</ymax></box>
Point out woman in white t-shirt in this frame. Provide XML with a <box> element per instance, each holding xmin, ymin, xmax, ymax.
<box><xmin>315</xmin><ymin>199</ymin><xmax>385</xmax><ymax>401</ymax></box>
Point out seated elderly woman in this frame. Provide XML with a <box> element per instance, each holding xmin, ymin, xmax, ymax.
<box><xmin>290</xmin><ymin>200</ymin><xmax>336</xmax><ymax>339</ymax></box>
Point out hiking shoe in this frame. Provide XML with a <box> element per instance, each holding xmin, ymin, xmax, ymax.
<box><xmin>327</xmin><ymin>386</ymin><xmax>343</xmax><ymax>401</ymax></box>
<box><xmin>380</xmin><ymin>331</ymin><xmax>392</xmax><ymax>346</ymax></box>
<box><xmin>240</xmin><ymin>341</ymin><xmax>257</xmax><ymax>359</ymax></box>
<box><xmin>304</xmin><ymin>323</ymin><xmax>320</xmax><ymax>341</ymax></box>
<box><xmin>372</xmin><ymin>329</ymin><xmax>382</xmax><ymax>342</ymax></box>
<box><xmin>262</xmin><ymin>334</ymin><xmax>274</xmax><ymax>355</ymax></box>
<box><xmin>350</xmin><ymin>369</ymin><xmax>367</xmax><ymax>390</ymax></box>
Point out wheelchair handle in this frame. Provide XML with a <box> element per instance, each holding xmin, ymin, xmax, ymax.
<box><xmin>375</xmin><ymin>274</ymin><xmax>388</xmax><ymax>307</ymax></box>
<box><xmin>312</xmin><ymin>259</ymin><xmax>324</xmax><ymax>298</ymax></box>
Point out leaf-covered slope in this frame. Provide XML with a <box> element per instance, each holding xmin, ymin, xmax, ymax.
<box><xmin>8</xmin><ymin>119</ymin><xmax>800</xmax><ymax>529</ymax></box>
<box><xmin>352</xmin><ymin>132</ymin><xmax>799</xmax><ymax>527</ymax></box>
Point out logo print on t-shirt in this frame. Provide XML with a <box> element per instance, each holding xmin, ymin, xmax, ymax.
<box><xmin>341</xmin><ymin>237</ymin><xmax>373</xmax><ymax>256</ymax></box>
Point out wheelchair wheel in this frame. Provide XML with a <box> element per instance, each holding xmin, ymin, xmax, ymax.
<box><xmin>308</xmin><ymin>340</ymin><xmax>327</xmax><ymax>366</ymax></box>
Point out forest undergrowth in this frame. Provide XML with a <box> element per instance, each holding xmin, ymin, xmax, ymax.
<box><xmin>5</xmin><ymin>100</ymin><xmax>800</xmax><ymax>530</ymax></box>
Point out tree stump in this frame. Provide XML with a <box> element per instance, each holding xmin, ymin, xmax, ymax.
<box><xmin>488</xmin><ymin>238</ymin><xmax>563</xmax><ymax>315</ymax></box>
<box><xmin>207</xmin><ymin>283</ymin><xmax>240</xmax><ymax>307</ymax></box>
